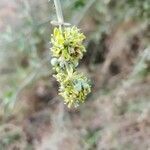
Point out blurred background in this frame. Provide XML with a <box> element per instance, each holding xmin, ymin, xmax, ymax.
<box><xmin>0</xmin><ymin>0</ymin><xmax>150</xmax><ymax>149</ymax></box>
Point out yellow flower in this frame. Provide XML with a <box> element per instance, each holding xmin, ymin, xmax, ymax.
<box><xmin>50</xmin><ymin>26</ymin><xmax>91</xmax><ymax>108</ymax></box>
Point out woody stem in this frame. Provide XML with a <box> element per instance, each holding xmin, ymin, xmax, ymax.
<box><xmin>54</xmin><ymin>0</ymin><xmax>64</xmax><ymax>24</ymax></box>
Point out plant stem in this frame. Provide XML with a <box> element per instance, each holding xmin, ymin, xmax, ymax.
<box><xmin>54</xmin><ymin>0</ymin><xmax>64</xmax><ymax>24</ymax></box>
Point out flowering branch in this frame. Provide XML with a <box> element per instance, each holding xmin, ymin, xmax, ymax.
<box><xmin>50</xmin><ymin>0</ymin><xmax>91</xmax><ymax>108</ymax></box>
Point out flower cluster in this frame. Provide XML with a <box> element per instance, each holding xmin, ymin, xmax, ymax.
<box><xmin>50</xmin><ymin>26</ymin><xmax>91</xmax><ymax>108</ymax></box>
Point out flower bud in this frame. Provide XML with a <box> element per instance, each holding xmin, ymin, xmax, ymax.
<box><xmin>51</xmin><ymin>58</ymin><xmax>58</xmax><ymax>66</ymax></box>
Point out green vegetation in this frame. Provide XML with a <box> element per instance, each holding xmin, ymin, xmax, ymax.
<box><xmin>0</xmin><ymin>0</ymin><xmax>149</xmax><ymax>149</ymax></box>
<box><xmin>51</xmin><ymin>27</ymin><xmax>91</xmax><ymax>107</ymax></box>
